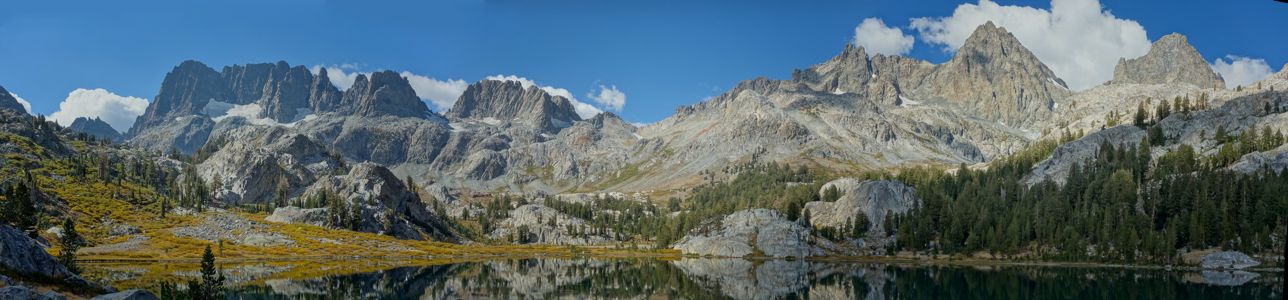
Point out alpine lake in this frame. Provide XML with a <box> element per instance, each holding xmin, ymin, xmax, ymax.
<box><xmin>81</xmin><ymin>256</ymin><xmax>1283</xmax><ymax>299</ymax></box>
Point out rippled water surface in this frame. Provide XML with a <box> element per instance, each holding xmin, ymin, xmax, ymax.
<box><xmin>84</xmin><ymin>258</ymin><xmax>1284</xmax><ymax>299</ymax></box>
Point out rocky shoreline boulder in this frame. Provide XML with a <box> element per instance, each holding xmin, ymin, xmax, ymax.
<box><xmin>804</xmin><ymin>178</ymin><xmax>919</xmax><ymax>235</ymax></box>
<box><xmin>0</xmin><ymin>225</ymin><xmax>110</xmax><ymax>294</ymax></box>
<box><xmin>673</xmin><ymin>209</ymin><xmax>823</xmax><ymax>258</ymax></box>
<box><xmin>1199</xmin><ymin>251</ymin><xmax>1260</xmax><ymax>269</ymax></box>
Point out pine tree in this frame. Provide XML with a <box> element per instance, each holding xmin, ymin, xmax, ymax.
<box><xmin>58</xmin><ymin>218</ymin><xmax>82</xmax><ymax>274</ymax></box>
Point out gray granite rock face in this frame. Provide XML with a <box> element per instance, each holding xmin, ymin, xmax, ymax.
<box><xmin>447</xmin><ymin>80</ymin><xmax>581</xmax><ymax>132</ymax></box>
<box><xmin>1200</xmin><ymin>251</ymin><xmax>1260</xmax><ymax>269</ymax></box>
<box><xmin>673</xmin><ymin>209</ymin><xmax>822</xmax><ymax>258</ymax></box>
<box><xmin>804</xmin><ymin>179</ymin><xmax>919</xmax><ymax>235</ymax></box>
<box><xmin>0</xmin><ymin>85</ymin><xmax>28</xmax><ymax>114</ymax></box>
<box><xmin>265</xmin><ymin>206</ymin><xmax>329</xmax><ymax>227</ymax></box>
<box><xmin>0</xmin><ymin>225</ymin><xmax>105</xmax><ymax>293</ymax></box>
<box><xmin>486</xmin><ymin>204</ymin><xmax>614</xmax><ymax>245</ymax></box>
<box><xmin>0</xmin><ymin>286</ymin><xmax>66</xmax><ymax>300</ymax></box>
<box><xmin>1112</xmin><ymin>33</ymin><xmax>1225</xmax><ymax>88</ymax></box>
<box><xmin>1024</xmin><ymin>125</ymin><xmax>1147</xmax><ymax>186</ymax></box>
<box><xmin>341</xmin><ymin>71</ymin><xmax>431</xmax><ymax>119</ymax></box>
<box><xmin>303</xmin><ymin>163</ymin><xmax>458</xmax><ymax>241</ymax></box>
<box><xmin>68</xmin><ymin>117</ymin><xmax>122</xmax><ymax>142</ymax></box>
<box><xmin>91</xmin><ymin>289</ymin><xmax>159</xmax><ymax>300</ymax></box>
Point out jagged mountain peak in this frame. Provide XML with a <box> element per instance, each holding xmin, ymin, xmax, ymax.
<box><xmin>0</xmin><ymin>84</ymin><xmax>27</xmax><ymax>114</ymax></box>
<box><xmin>68</xmin><ymin>116</ymin><xmax>122</xmax><ymax>142</ymax></box>
<box><xmin>447</xmin><ymin>79</ymin><xmax>581</xmax><ymax>131</ymax></box>
<box><xmin>341</xmin><ymin>70</ymin><xmax>432</xmax><ymax>119</ymax></box>
<box><xmin>1111</xmin><ymin>33</ymin><xmax>1224</xmax><ymax>88</ymax></box>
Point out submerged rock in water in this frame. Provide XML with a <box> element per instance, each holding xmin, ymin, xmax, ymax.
<box><xmin>1199</xmin><ymin>251</ymin><xmax>1260</xmax><ymax>269</ymax></box>
<box><xmin>672</xmin><ymin>208</ymin><xmax>822</xmax><ymax>258</ymax></box>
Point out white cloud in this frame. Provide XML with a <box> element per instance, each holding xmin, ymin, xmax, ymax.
<box><xmin>309</xmin><ymin>65</ymin><xmax>363</xmax><ymax>90</ymax></box>
<box><xmin>484</xmin><ymin>75</ymin><xmax>604</xmax><ymax>119</ymax></box>
<box><xmin>310</xmin><ymin>65</ymin><xmax>469</xmax><ymax>112</ymax></box>
<box><xmin>49</xmin><ymin>88</ymin><xmax>150</xmax><ymax>132</ymax></box>
<box><xmin>588</xmin><ymin>85</ymin><xmax>626</xmax><ymax>111</ymax></box>
<box><xmin>1211</xmin><ymin>55</ymin><xmax>1274</xmax><ymax>89</ymax></box>
<box><xmin>853</xmin><ymin>18</ymin><xmax>914</xmax><ymax>56</ymax></box>
<box><xmin>10</xmin><ymin>93</ymin><xmax>31</xmax><ymax>114</ymax></box>
<box><xmin>909</xmin><ymin>0</ymin><xmax>1151</xmax><ymax>90</ymax></box>
<box><xmin>400</xmin><ymin>71</ymin><xmax>468</xmax><ymax>112</ymax></box>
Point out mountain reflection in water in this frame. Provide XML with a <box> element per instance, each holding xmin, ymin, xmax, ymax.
<box><xmin>84</xmin><ymin>258</ymin><xmax>1283</xmax><ymax>299</ymax></box>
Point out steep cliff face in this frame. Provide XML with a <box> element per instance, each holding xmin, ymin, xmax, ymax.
<box><xmin>0</xmin><ymin>85</ymin><xmax>27</xmax><ymax>114</ymax></box>
<box><xmin>1112</xmin><ymin>33</ymin><xmax>1225</xmax><ymax>88</ymax></box>
<box><xmin>447</xmin><ymin>80</ymin><xmax>581</xmax><ymax>132</ymax></box>
<box><xmin>128</xmin><ymin>60</ymin><xmax>227</xmax><ymax>137</ymax></box>
<box><xmin>341</xmin><ymin>71</ymin><xmax>432</xmax><ymax>119</ymax></box>
<box><xmin>920</xmin><ymin>21</ymin><xmax>1070</xmax><ymax>127</ymax></box>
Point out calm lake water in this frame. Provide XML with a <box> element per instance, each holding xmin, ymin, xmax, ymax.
<box><xmin>84</xmin><ymin>258</ymin><xmax>1283</xmax><ymax>299</ymax></box>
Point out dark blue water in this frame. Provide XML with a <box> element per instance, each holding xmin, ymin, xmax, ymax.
<box><xmin>88</xmin><ymin>258</ymin><xmax>1284</xmax><ymax>299</ymax></box>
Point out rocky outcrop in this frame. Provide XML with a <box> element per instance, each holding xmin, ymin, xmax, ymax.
<box><xmin>0</xmin><ymin>85</ymin><xmax>27</xmax><ymax>114</ymax></box>
<box><xmin>446</xmin><ymin>80</ymin><xmax>581</xmax><ymax>132</ymax></box>
<box><xmin>0</xmin><ymin>225</ymin><xmax>106</xmax><ymax>293</ymax></box>
<box><xmin>171</xmin><ymin>213</ymin><xmax>295</xmax><ymax>247</ymax></box>
<box><xmin>1200</xmin><ymin>251</ymin><xmax>1260</xmax><ymax>269</ymax></box>
<box><xmin>0</xmin><ymin>109</ymin><xmax>70</xmax><ymax>157</ymax></box>
<box><xmin>1227</xmin><ymin>144</ymin><xmax>1288</xmax><ymax>174</ymax></box>
<box><xmin>68</xmin><ymin>117</ymin><xmax>122</xmax><ymax>142</ymax></box>
<box><xmin>340</xmin><ymin>71</ymin><xmax>432</xmax><ymax>118</ymax></box>
<box><xmin>804</xmin><ymin>179</ymin><xmax>919</xmax><ymax>234</ymax></box>
<box><xmin>1111</xmin><ymin>33</ymin><xmax>1225</xmax><ymax>88</ymax></box>
<box><xmin>91</xmin><ymin>289</ymin><xmax>160</xmax><ymax>300</ymax></box>
<box><xmin>672</xmin><ymin>209</ymin><xmax>823</xmax><ymax>258</ymax></box>
<box><xmin>198</xmin><ymin>128</ymin><xmax>341</xmax><ymax>205</ymax></box>
<box><xmin>303</xmin><ymin>163</ymin><xmax>458</xmax><ymax>241</ymax></box>
<box><xmin>486</xmin><ymin>204</ymin><xmax>613</xmax><ymax>245</ymax></box>
<box><xmin>0</xmin><ymin>286</ymin><xmax>65</xmax><ymax>300</ymax></box>
<box><xmin>265</xmin><ymin>206</ymin><xmax>328</xmax><ymax>227</ymax></box>
<box><xmin>1025</xmin><ymin>125</ymin><xmax>1147</xmax><ymax>186</ymax></box>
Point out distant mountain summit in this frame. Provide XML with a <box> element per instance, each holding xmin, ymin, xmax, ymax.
<box><xmin>1111</xmin><ymin>33</ymin><xmax>1225</xmax><ymax>88</ymax></box>
<box><xmin>448</xmin><ymin>80</ymin><xmax>582</xmax><ymax>132</ymax></box>
<box><xmin>793</xmin><ymin>21</ymin><xmax>1069</xmax><ymax>127</ymax></box>
<box><xmin>127</xmin><ymin>60</ymin><xmax>432</xmax><ymax>153</ymax></box>
<box><xmin>68</xmin><ymin>117</ymin><xmax>122</xmax><ymax>142</ymax></box>
<box><xmin>0</xmin><ymin>85</ymin><xmax>26</xmax><ymax>115</ymax></box>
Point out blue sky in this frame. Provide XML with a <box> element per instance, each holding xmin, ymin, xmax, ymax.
<box><xmin>1</xmin><ymin>0</ymin><xmax>1285</xmax><ymax>129</ymax></box>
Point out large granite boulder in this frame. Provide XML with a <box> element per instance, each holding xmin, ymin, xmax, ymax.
<box><xmin>0</xmin><ymin>225</ymin><xmax>107</xmax><ymax>293</ymax></box>
<box><xmin>804</xmin><ymin>178</ymin><xmax>919</xmax><ymax>235</ymax></box>
<box><xmin>486</xmin><ymin>204</ymin><xmax>613</xmax><ymax>245</ymax></box>
<box><xmin>91</xmin><ymin>289</ymin><xmax>159</xmax><ymax>300</ymax></box>
<box><xmin>1200</xmin><ymin>251</ymin><xmax>1260</xmax><ymax>269</ymax></box>
<box><xmin>673</xmin><ymin>209</ymin><xmax>822</xmax><ymax>258</ymax></box>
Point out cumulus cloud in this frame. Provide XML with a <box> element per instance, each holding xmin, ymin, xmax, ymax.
<box><xmin>1211</xmin><ymin>55</ymin><xmax>1275</xmax><ymax>89</ymax></box>
<box><xmin>909</xmin><ymin>0</ymin><xmax>1151</xmax><ymax>90</ymax></box>
<box><xmin>588</xmin><ymin>85</ymin><xmax>626</xmax><ymax>111</ymax></box>
<box><xmin>400</xmin><ymin>71</ymin><xmax>469</xmax><ymax>112</ymax></box>
<box><xmin>853</xmin><ymin>18</ymin><xmax>915</xmax><ymax>56</ymax></box>
<box><xmin>484</xmin><ymin>75</ymin><xmax>605</xmax><ymax>118</ymax></box>
<box><xmin>10</xmin><ymin>93</ymin><xmax>31</xmax><ymax>114</ymax></box>
<box><xmin>310</xmin><ymin>65</ymin><xmax>469</xmax><ymax>112</ymax></box>
<box><xmin>49</xmin><ymin>88</ymin><xmax>150</xmax><ymax>132</ymax></box>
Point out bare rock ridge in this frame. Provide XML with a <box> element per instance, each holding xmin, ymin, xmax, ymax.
<box><xmin>1111</xmin><ymin>33</ymin><xmax>1225</xmax><ymax>88</ymax></box>
<box><xmin>68</xmin><ymin>117</ymin><xmax>122</xmax><ymax>142</ymax></box>
<box><xmin>792</xmin><ymin>21</ymin><xmax>1069</xmax><ymax>127</ymax></box>
<box><xmin>127</xmin><ymin>60</ymin><xmax>431</xmax><ymax>153</ymax></box>
<box><xmin>0</xmin><ymin>85</ymin><xmax>27</xmax><ymax>114</ymax></box>
<box><xmin>341</xmin><ymin>71</ymin><xmax>432</xmax><ymax>119</ymax></box>
<box><xmin>447</xmin><ymin>80</ymin><xmax>582</xmax><ymax>131</ymax></box>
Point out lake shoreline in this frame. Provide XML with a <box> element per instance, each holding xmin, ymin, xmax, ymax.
<box><xmin>78</xmin><ymin>251</ymin><xmax>1284</xmax><ymax>273</ymax></box>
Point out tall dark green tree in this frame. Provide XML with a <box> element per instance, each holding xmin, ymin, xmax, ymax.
<box><xmin>58</xmin><ymin>218</ymin><xmax>82</xmax><ymax>274</ymax></box>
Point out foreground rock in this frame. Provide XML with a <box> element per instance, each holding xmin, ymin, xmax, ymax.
<box><xmin>673</xmin><ymin>209</ymin><xmax>823</xmax><ymax>258</ymax></box>
<box><xmin>1200</xmin><ymin>251</ymin><xmax>1260</xmax><ymax>269</ymax></box>
<box><xmin>91</xmin><ymin>289</ymin><xmax>159</xmax><ymax>300</ymax></box>
<box><xmin>805</xmin><ymin>178</ymin><xmax>919</xmax><ymax>234</ymax></box>
<box><xmin>0</xmin><ymin>286</ymin><xmax>65</xmax><ymax>300</ymax></box>
<box><xmin>0</xmin><ymin>225</ymin><xmax>110</xmax><ymax>294</ymax></box>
